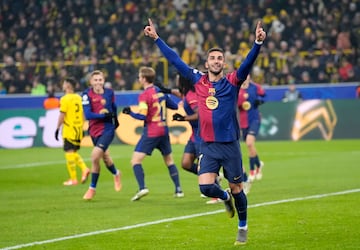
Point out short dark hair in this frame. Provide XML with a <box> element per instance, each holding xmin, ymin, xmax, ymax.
<box><xmin>178</xmin><ymin>74</ymin><xmax>194</xmax><ymax>95</ymax></box>
<box><xmin>206</xmin><ymin>47</ymin><xmax>224</xmax><ymax>58</ymax></box>
<box><xmin>64</xmin><ymin>77</ymin><xmax>77</xmax><ymax>88</ymax></box>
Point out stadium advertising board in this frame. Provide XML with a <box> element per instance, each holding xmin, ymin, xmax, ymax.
<box><xmin>0</xmin><ymin>99</ymin><xmax>359</xmax><ymax>149</ymax></box>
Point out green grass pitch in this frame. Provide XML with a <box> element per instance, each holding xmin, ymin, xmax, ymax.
<box><xmin>0</xmin><ymin>139</ymin><xmax>359</xmax><ymax>249</ymax></box>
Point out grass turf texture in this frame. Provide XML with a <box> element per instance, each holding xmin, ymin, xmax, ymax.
<box><xmin>0</xmin><ymin>139</ymin><xmax>359</xmax><ymax>249</ymax></box>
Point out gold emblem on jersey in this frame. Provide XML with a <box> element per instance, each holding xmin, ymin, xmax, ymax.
<box><xmin>206</xmin><ymin>96</ymin><xmax>219</xmax><ymax>109</ymax></box>
<box><xmin>206</xmin><ymin>87</ymin><xmax>218</xmax><ymax>109</ymax></box>
<box><xmin>242</xmin><ymin>101</ymin><xmax>251</xmax><ymax>110</ymax></box>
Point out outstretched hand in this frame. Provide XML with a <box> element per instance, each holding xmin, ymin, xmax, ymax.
<box><xmin>255</xmin><ymin>21</ymin><xmax>266</xmax><ymax>42</ymax></box>
<box><xmin>155</xmin><ymin>83</ymin><xmax>172</xmax><ymax>94</ymax></box>
<box><xmin>144</xmin><ymin>18</ymin><xmax>159</xmax><ymax>40</ymax></box>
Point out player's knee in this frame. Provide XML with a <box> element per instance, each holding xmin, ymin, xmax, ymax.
<box><xmin>199</xmin><ymin>184</ymin><xmax>215</xmax><ymax>197</ymax></box>
<box><xmin>130</xmin><ymin>159</ymin><xmax>138</xmax><ymax>166</ymax></box>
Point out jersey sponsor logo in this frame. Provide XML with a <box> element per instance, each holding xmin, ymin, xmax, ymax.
<box><xmin>82</xmin><ymin>95</ymin><xmax>89</xmax><ymax>105</ymax></box>
<box><xmin>205</xmin><ymin>96</ymin><xmax>219</xmax><ymax>110</ymax></box>
<box><xmin>242</xmin><ymin>101</ymin><xmax>251</xmax><ymax>110</ymax></box>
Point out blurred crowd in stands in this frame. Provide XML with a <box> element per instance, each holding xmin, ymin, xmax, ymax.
<box><xmin>0</xmin><ymin>0</ymin><xmax>359</xmax><ymax>95</ymax></box>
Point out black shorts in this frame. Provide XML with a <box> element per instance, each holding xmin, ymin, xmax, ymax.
<box><xmin>63</xmin><ymin>139</ymin><xmax>80</xmax><ymax>151</ymax></box>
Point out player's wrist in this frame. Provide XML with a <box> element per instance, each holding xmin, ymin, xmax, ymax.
<box><xmin>255</xmin><ymin>40</ymin><xmax>263</xmax><ymax>45</ymax></box>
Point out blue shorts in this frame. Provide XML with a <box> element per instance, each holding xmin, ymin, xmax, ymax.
<box><xmin>91</xmin><ymin>131</ymin><xmax>114</xmax><ymax>152</ymax></box>
<box><xmin>241</xmin><ymin>119</ymin><xmax>260</xmax><ymax>141</ymax></box>
<box><xmin>184</xmin><ymin>139</ymin><xmax>200</xmax><ymax>158</ymax></box>
<box><xmin>198</xmin><ymin>141</ymin><xmax>244</xmax><ymax>184</ymax></box>
<box><xmin>135</xmin><ymin>134</ymin><xmax>172</xmax><ymax>156</ymax></box>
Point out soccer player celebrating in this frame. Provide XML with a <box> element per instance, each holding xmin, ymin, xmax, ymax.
<box><xmin>55</xmin><ymin>77</ymin><xmax>90</xmax><ymax>186</ymax></box>
<box><xmin>81</xmin><ymin>70</ymin><xmax>122</xmax><ymax>200</ymax></box>
<box><xmin>122</xmin><ymin>66</ymin><xmax>184</xmax><ymax>201</ymax></box>
<box><xmin>238</xmin><ymin>75</ymin><xmax>266</xmax><ymax>183</ymax></box>
<box><xmin>144</xmin><ymin>18</ymin><xmax>266</xmax><ymax>245</ymax></box>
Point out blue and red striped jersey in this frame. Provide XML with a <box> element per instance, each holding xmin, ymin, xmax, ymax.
<box><xmin>138</xmin><ymin>85</ymin><xmax>178</xmax><ymax>137</ymax></box>
<box><xmin>82</xmin><ymin>87</ymin><xmax>117</xmax><ymax>137</ymax></box>
<box><xmin>238</xmin><ymin>82</ymin><xmax>265</xmax><ymax>129</ymax></box>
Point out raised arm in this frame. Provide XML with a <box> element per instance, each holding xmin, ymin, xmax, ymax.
<box><xmin>144</xmin><ymin>18</ymin><xmax>193</xmax><ymax>78</ymax></box>
<box><xmin>237</xmin><ymin>21</ymin><xmax>267</xmax><ymax>82</ymax></box>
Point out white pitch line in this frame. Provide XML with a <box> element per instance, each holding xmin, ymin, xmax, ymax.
<box><xmin>0</xmin><ymin>155</ymin><xmax>127</xmax><ymax>170</ymax></box>
<box><xmin>1</xmin><ymin>188</ymin><xmax>359</xmax><ymax>250</ymax></box>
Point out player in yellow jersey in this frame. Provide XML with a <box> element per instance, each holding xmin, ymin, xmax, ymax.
<box><xmin>55</xmin><ymin>77</ymin><xmax>90</xmax><ymax>186</ymax></box>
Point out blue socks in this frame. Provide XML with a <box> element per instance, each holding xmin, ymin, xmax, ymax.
<box><xmin>133</xmin><ymin>164</ymin><xmax>146</xmax><ymax>190</ymax></box>
<box><xmin>90</xmin><ymin>173</ymin><xmax>99</xmax><ymax>189</ymax></box>
<box><xmin>250</xmin><ymin>157</ymin><xmax>256</xmax><ymax>171</ymax></box>
<box><xmin>233</xmin><ymin>191</ymin><xmax>247</xmax><ymax>227</ymax></box>
<box><xmin>106</xmin><ymin>164</ymin><xmax>118</xmax><ymax>175</ymax></box>
<box><xmin>168</xmin><ymin>164</ymin><xmax>182</xmax><ymax>193</ymax></box>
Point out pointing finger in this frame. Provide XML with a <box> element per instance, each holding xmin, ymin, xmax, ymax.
<box><xmin>256</xmin><ymin>20</ymin><xmax>262</xmax><ymax>30</ymax></box>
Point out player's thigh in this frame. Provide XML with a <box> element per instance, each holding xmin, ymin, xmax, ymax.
<box><xmin>222</xmin><ymin>155</ymin><xmax>244</xmax><ymax>184</ymax></box>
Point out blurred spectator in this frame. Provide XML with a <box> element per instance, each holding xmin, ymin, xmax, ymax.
<box><xmin>104</xmin><ymin>81</ymin><xmax>112</xmax><ymax>89</ymax></box>
<box><xmin>1</xmin><ymin>70</ymin><xmax>14</xmax><ymax>94</ymax></box>
<box><xmin>282</xmin><ymin>83</ymin><xmax>303</xmax><ymax>102</ymax></box>
<box><xmin>23</xmin><ymin>40</ymin><xmax>37</xmax><ymax>62</ymax></box>
<box><xmin>338</xmin><ymin>57</ymin><xmax>354</xmax><ymax>82</ymax></box>
<box><xmin>112</xmin><ymin>69</ymin><xmax>127</xmax><ymax>91</ymax></box>
<box><xmin>0</xmin><ymin>81</ymin><xmax>6</xmax><ymax>95</ymax></box>
<box><xmin>262</xmin><ymin>8</ymin><xmax>277</xmax><ymax>30</ymax></box>
<box><xmin>14</xmin><ymin>72</ymin><xmax>31</xmax><ymax>94</ymax></box>
<box><xmin>292</xmin><ymin>57</ymin><xmax>311</xmax><ymax>82</ymax></box>
<box><xmin>30</xmin><ymin>76</ymin><xmax>46</xmax><ymax>95</ymax></box>
<box><xmin>298</xmin><ymin>71</ymin><xmax>312</xmax><ymax>84</ymax></box>
<box><xmin>185</xmin><ymin>22</ymin><xmax>204</xmax><ymax>55</ymax></box>
<box><xmin>181</xmin><ymin>43</ymin><xmax>199</xmax><ymax>67</ymax></box>
<box><xmin>337</xmin><ymin>26</ymin><xmax>352</xmax><ymax>50</ymax></box>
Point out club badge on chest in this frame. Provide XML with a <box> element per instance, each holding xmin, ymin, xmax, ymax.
<box><xmin>206</xmin><ymin>87</ymin><xmax>219</xmax><ymax>110</ymax></box>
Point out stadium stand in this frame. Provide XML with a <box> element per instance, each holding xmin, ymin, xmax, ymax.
<box><xmin>0</xmin><ymin>0</ymin><xmax>359</xmax><ymax>94</ymax></box>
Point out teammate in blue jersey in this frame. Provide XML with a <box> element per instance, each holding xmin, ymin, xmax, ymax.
<box><xmin>165</xmin><ymin>74</ymin><xmax>222</xmax><ymax>204</ymax></box>
<box><xmin>238</xmin><ymin>75</ymin><xmax>266</xmax><ymax>183</ymax></box>
<box><xmin>122</xmin><ymin>66</ymin><xmax>184</xmax><ymax>201</ymax></box>
<box><xmin>81</xmin><ymin>70</ymin><xmax>122</xmax><ymax>200</ymax></box>
<box><xmin>144</xmin><ymin>18</ymin><xmax>266</xmax><ymax>245</ymax></box>
<box><xmin>169</xmin><ymin>74</ymin><xmax>201</xmax><ymax>175</ymax></box>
